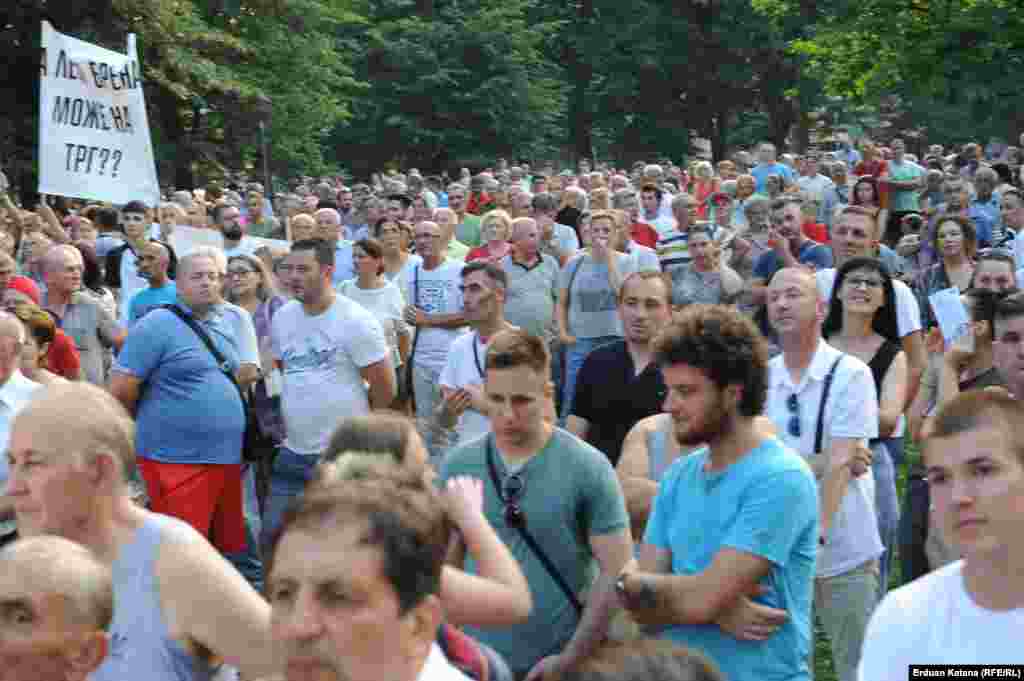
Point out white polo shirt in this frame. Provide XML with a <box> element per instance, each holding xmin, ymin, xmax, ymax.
<box><xmin>767</xmin><ymin>340</ymin><xmax>883</xmax><ymax>578</ymax></box>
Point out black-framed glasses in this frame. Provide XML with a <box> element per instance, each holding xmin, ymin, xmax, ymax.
<box><xmin>502</xmin><ymin>473</ymin><xmax>526</xmax><ymax>529</ymax></box>
<box><xmin>786</xmin><ymin>393</ymin><xmax>801</xmax><ymax>439</ymax></box>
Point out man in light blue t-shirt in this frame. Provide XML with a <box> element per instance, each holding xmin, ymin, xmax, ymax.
<box><xmin>613</xmin><ymin>305</ymin><xmax>818</xmax><ymax>681</ymax></box>
<box><xmin>127</xmin><ymin>241</ymin><xmax>177</xmax><ymax>325</ymax></box>
<box><xmin>751</xmin><ymin>142</ymin><xmax>796</xmax><ymax>194</ymax></box>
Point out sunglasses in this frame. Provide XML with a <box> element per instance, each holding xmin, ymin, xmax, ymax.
<box><xmin>787</xmin><ymin>393</ymin><xmax>801</xmax><ymax>439</ymax></box>
<box><xmin>502</xmin><ymin>473</ymin><xmax>526</xmax><ymax>529</ymax></box>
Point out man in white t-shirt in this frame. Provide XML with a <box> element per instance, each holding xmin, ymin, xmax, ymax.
<box><xmin>438</xmin><ymin>262</ymin><xmax>513</xmax><ymax>449</ymax></box>
<box><xmin>858</xmin><ymin>390</ymin><xmax>1024</xmax><ymax>679</ymax></box>
<box><xmin>765</xmin><ymin>267</ymin><xmax>881</xmax><ymax>681</ymax></box>
<box><xmin>267</xmin><ymin>238</ymin><xmax>395</xmax><ymax>541</ymax></box>
<box><xmin>401</xmin><ymin>221</ymin><xmax>466</xmax><ymax>447</ymax></box>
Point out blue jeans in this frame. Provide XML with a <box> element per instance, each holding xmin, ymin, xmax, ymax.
<box><xmin>560</xmin><ymin>335</ymin><xmax>620</xmax><ymax>420</ymax></box>
<box><xmin>872</xmin><ymin>439</ymin><xmax>900</xmax><ymax>597</ymax></box>
<box><xmin>224</xmin><ymin>465</ymin><xmax>264</xmax><ymax>591</ymax></box>
<box><xmin>260</xmin><ymin>447</ymin><xmax>320</xmax><ymax>551</ymax></box>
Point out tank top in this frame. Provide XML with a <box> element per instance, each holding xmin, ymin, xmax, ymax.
<box><xmin>93</xmin><ymin>514</ymin><xmax>215</xmax><ymax>681</ymax></box>
<box><xmin>644</xmin><ymin>417</ymin><xmax>677</xmax><ymax>483</ymax></box>
<box><xmin>866</xmin><ymin>340</ymin><xmax>901</xmax><ymax>444</ymax></box>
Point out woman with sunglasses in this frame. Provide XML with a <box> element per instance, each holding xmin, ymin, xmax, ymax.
<box><xmin>823</xmin><ymin>256</ymin><xmax>907</xmax><ymax>597</ymax></box>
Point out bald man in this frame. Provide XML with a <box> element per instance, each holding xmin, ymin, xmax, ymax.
<box><xmin>0</xmin><ymin>535</ymin><xmax>111</xmax><ymax>681</ymax></box>
<box><xmin>41</xmin><ymin>245</ymin><xmax>124</xmax><ymax>383</ymax></box>
<box><xmin>6</xmin><ymin>383</ymin><xmax>279</xmax><ymax>680</ymax></box>
<box><xmin>288</xmin><ymin>212</ymin><xmax>317</xmax><ymax>242</ymax></box>
<box><xmin>314</xmin><ymin>207</ymin><xmax>355</xmax><ymax>284</ymax></box>
<box><xmin>0</xmin><ymin>312</ymin><xmax>42</xmax><ymax>535</ymax></box>
<box><xmin>127</xmin><ymin>241</ymin><xmax>177</xmax><ymax>325</ymax></box>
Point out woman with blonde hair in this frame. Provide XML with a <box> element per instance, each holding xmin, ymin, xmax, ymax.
<box><xmin>556</xmin><ymin>185</ymin><xmax>587</xmax><ymax>235</ymax></box>
<box><xmin>11</xmin><ymin>301</ymin><xmax>67</xmax><ymax>386</ymax></box>
<box><xmin>467</xmin><ymin>209</ymin><xmax>512</xmax><ymax>263</ymax></box>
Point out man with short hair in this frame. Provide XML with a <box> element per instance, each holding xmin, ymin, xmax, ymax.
<box><xmin>438</xmin><ymin>262</ymin><xmax>514</xmax><ymax>445</ymax></box>
<box><xmin>612</xmin><ymin>189</ymin><xmax>661</xmax><ymax>248</ymax></box>
<box><xmin>439</xmin><ymin>329</ymin><xmax>632</xmax><ymax>680</ymax></box>
<box><xmin>434</xmin><ymin>208</ymin><xmax>471</xmax><ymax>262</ymax></box>
<box><xmin>448</xmin><ymin>184</ymin><xmax>483</xmax><ymax>247</ymax></box>
<box><xmin>109</xmin><ymin>253</ymin><xmax>250</xmax><ymax>555</ymax></box>
<box><xmin>859</xmin><ymin>390</ymin><xmax>1024</xmax><ymax>678</ymax></box>
<box><xmin>401</xmin><ymin>221</ymin><xmax>466</xmax><ymax>444</ymax></box>
<box><xmin>656</xmin><ymin>193</ymin><xmax>703</xmax><ymax>275</ymax></box>
<box><xmin>797</xmin><ymin>154</ymin><xmax>836</xmax><ymax>228</ymax></box>
<box><xmin>0</xmin><ymin>312</ymin><xmax>42</xmax><ymax>532</ymax></box>
<box><xmin>638</xmin><ymin>184</ymin><xmax>675</xmax><ymax>238</ymax></box>
<box><xmin>967</xmin><ymin>166</ymin><xmax>1004</xmax><ymax>248</ymax></box>
<box><xmin>751</xmin><ymin>142</ymin><xmax>796</xmax><ymax>194</ymax></box>
<box><xmin>567</xmin><ymin>272</ymin><xmax>671</xmax><ymax>465</ymax></box>
<box><xmin>879</xmin><ymin>139</ymin><xmax>926</xmax><ymax>246</ymax></box>
<box><xmin>7</xmin><ymin>383</ymin><xmax>279</xmax><ymax>680</ymax></box>
<box><xmin>128</xmin><ymin>241</ymin><xmax>177</xmax><ymax>325</ymax></box>
<box><xmin>501</xmin><ymin>217</ymin><xmax>560</xmax><ymax>344</ymax></box>
<box><xmin>613</xmin><ymin>304</ymin><xmax>819</xmax><ymax>681</ymax></box>
<box><xmin>314</xmin><ymin>207</ymin><xmax>356</xmax><ymax>284</ymax></box>
<box><xmin>42</xmin><ymin>245</ymin><xmax>124</xmax><ymax>384</ymax></box>
<box><xmin>750</xmin><ymin>196</ymin><xmax>833</xmax><ymax>305</ymax></box>
<box><xmin>268</xmin><ymin>467</ymin><xmax>471</xmax><ymax>681</ymax></box>
<box><xmin>266</xmin><ymin>239</ymin><xmax>394</xmax><ymax>540</ymax></box>
<box><xmin>215</xmin><ymin>203</ymin><xmax>260</xmax><ymax>258</ymax></box>
<box><xmin>531</xmin><ymin>192</ymin><xmax>579</xmax><ymax>266</ymax></box>
<box><xmin>93</xmin><ymin>207</ymin><xmax>125</xmax><ymax>258</ymax></box>
<box><xmin>105</xmin><ymin>200</ymin><xmax>152</xmax><ymax>325</ymax></box>
<box><xmin>766</xmin><ymin>267</ymin><xmax>882</xmax><ymax>681</ymax></box>
<box><xmin>0</xmin><ymin>535</ymin><xmax>112</xmax><ymax>680</ymax></box>
<box><xmin>245</xmin><ymin>190</ymin><xmax>281</xmax><ymax>239</ymax></box>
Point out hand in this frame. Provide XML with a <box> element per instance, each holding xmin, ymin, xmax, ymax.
<box><xmin>438</xmin><ymin>388</ymin><xmax>472</xmax><ymax>428</ymax></box>
<box><xmin>850</xmin><ymin>443</ymin><xmax>872</xmax><ymax>476</ymax></box>
<box><xmin>715</xmin><ymin>584</ymin><xmax>789</xmax><ymax>641</ymax></box>
<box><xmin>463</xmin><ymin>382</ymin><xmax>487</xmax><ymax>413</ymax></box>
<box><xmin>524</xmin><ymin>654</ymin><xmax>571</xmax><ymax>681</ymax></box>
<box><xmin>559</xmin><ymin>332</ymin><xmax>577</xmax><ymax>346</ymax></box>
<box><xmin>444</xmin><ymin>476</ymin><xmax>485</xmax><ymax>529</ymax></box>
<box><xmin>925</xmin><ymin>326</ymin><xmax>945</xmax><ymax>355</ymax></box>
<box><xmin>897</xmin><ymin>234</ymin><xmax>921</xmax><ymax>257</ymax></box>
<box><xmin>403</xmin><ymin>305</ymin><xmax>428</xmax><ymax>327</ymax></box>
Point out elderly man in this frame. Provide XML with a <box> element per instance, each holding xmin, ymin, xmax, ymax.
<box><xmin>434</xmin><ymin>207</ymin><xmax>471</xmax><ymax>262</ymax></box>
<box><xmin>42</xmin><ymin>245</ymin><xmax>124</xmax><ymax>384</ymax></box>
<box><xmin>6</xmin><ymin>383</ymin><xmax>279</xmax><ymax>680</ymax></box>
<box><xmin>268</xmin><ymin>466</ymin><xmax>471</xmax><ymax>681</ymax></box>
<box><xmin>314</xmin><ymin>207</ymin><xmax>355</xmax><ymax>284</ymax></box>
<box><xmin>447</xmin><ymin>184</ymin><xmax>483</xmax><ymax>247</ymax></box>
<box><xmin>127</xmin><ymin>240</ymin><xmax>177</xmax><ymax>325</ymax></box>
<box><xmin>288</xmin><ymin>212</ymin><xmax>317</xmax><ymax>242</ymax></box>
<box><xmin>0</xmin><ymin>536</ymin><xmax>112</xmax><ymax>681</ymax></box>
<box><xmin>0</xmin><ymin>312</ymin><xmax>42</xmax><ymax>535</ymax></box>
<box><xmin>751</xmin><ymin>142</ymin><xmax>796</xmax><ymax>194</ymax></box>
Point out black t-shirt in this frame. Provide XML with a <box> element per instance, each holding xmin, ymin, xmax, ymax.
<box><xmin>571</xmin><ymin>340</ymin><xmax>667</xmax><ymax>465</ymax></box>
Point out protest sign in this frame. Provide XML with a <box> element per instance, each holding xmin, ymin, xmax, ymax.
<box><xmin>169</xmin><ymin>225</ymin><xmax>225</xmax><ymax>257</ymax></box>
<box><xmin>38</xmin><ymin>21</ymin><xmax>160</xmax><ymax>206</ymax></box>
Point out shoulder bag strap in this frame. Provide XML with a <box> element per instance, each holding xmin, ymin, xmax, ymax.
<box><xmin>165</xmin><ymin>305</ymin><xmax>247</xmax><ymax>405</ymax></box>
<box><xmin>814</xmin><ymin>356</ymin><xmax>844</xmax><ymax>455</ymax></box>
<box><xmin>485</xmin><ymin>438</ymin><xmax>583</xmax><ymax>616</ymax></box>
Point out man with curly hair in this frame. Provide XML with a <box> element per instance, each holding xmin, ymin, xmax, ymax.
<box><xmin>613</xmin><ymin>303</ymin><xmax>819</xmax><ymax>681</ymax></box>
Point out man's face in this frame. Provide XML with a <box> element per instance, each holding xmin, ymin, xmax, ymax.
<box><xmin>924</xmin><ymin>422</ymin><xmax>1024</xmax><ymax>560</ymax></box>
<box><xmin>771</xmin><ymin>203</ymin><xmax>803</xmax><ymax>241</ymax></box>
<box><xmin>46</xmin><ymin>250</ymin><xmax>83</xmax><ymax>296</ymax></box>
<box><xmin>447</xmin><ymin>190</ymin><xmax>466</xmax><ymax>213</ymax></box>
<box><xmin>376</xmin><ymin>220</ymin><xmax>403</xmax><ymax>251</ymax></box>
<box><xmin>975</xmin><ymin>174</ymin><xmax>996</xmax><ymax>198</ymax></box>
<box><xmin>671</xmin><ymin>200</ymin><xmax>690</xmax><ymax>230</ymax></box>
<box><xmin>640</xmin><ymin>191</ymin><xmax>659</xmax><ymax>215</ymax></box>
<box><xmin>688</xmin><ymin>232</ymin><xmax>717</xmax><ymax>269</ymax></box>
<box><xmin>618</xmin><ymin>196</ymin><xmax>639</xmax><ymax>221</ymax></box>
<box><xmin>944</xmin><ymin>182</ymin><xmax>967</xmax><ymax>210</ymax></box>
<box><xmin>758</xmin><ymin>144</ymin><xmax>776</xmax><ymax>164</ymax></box>
<box><xmin>803</xmin><ymin>158</ymin><xmax>819</xmax><ymax>176</ymax></box>
<box><xmin>291</xmin><ymin>217</ymin><xmax>316</xmax><ymax>242</ymax></box>
<box><xmin>316</xmin><ymin>214</ymin><xmax>342</xmax><ymax>243</ymax></box>
<box><xmin>891</xmin><ymin>139</ymin><xmax>905</xmax><ymax>158</ymax></box>
<box><xmin>618</xmin><ymin>277</ymin><xmax>671</xmax><ymax>346</ymax></box>
<box><xmin>338</xmin><ymin>191</ymin><xmax>354</xmax><ymax>212</ymax></box>
<box><xmin>121</xmin><ymin>212</ymin><xmax>148</xmax><ymax>241</ymax></box>
<box><xmin>486</xmin><ymin>365</ymin><xmax>549</xmax><ymax>448</ymax></box>
<box><xmin>280</xmin><ymin>250</ymin><xmax>327</xmax><ymax>304</ymax></box>
<box><xmin>831</xmin><ymin>212</ymin><xmax>876</xmax><ymax>262</ymax></box>
<box><xmin>0</xmin><ymin>583</ymin><xmax>95</xmax><ymax>681</ymax></box>
<box><xmin>387</xmin><ymin>200</ymin><xmax>409</xmax><ymax>223</ymax></box>
<box><xmin>511</xmin><ymin>224</ymin><xmax>540</xmax><ymax>260</ymax></box>
<box><xmin>992</xmin><ymin>314</ymin><xmax>1024</xmax><ymax>394</ymax></box>
<box><xmin>973</xmin><ymin>260</ymin><xmax>1016</xmax><ymax>293</ymax></box>
<box><xmin>1001</xmin><ymin>194</ymin><xmax>1024</xmax><ymax>230</ymax></box>
<box><xmin>745</xmin><ymin>205</ymin><xmax>770</xmax><ymax>231</ymax></box>
<box><xmin>221</xmin><ymin>207</ymin><xmax>243</xmax><ymax>240</ymax></box>
<box><xmin>137</xmin><ymin>244</ymin><xmax>168</xmax><ymax>280</ymax></box>
<box><xmin>269</xmin><ymin>524</ymin><xmax>427</xmax><ymax>681</ymax></box>
<box><xmin>178</xmin><ymin>257</ymin><xmax>221</xmax><ymax>309</ymax></box>
<box><xmin>413</xmin><ymin>224</ymin><xmax>443</xmax><ymax>260</ymax></box>
<box><xmin>767</xmin><ymin>269</ymin><xmax>821</xmax><ymax>337</ymax></box>
<box><xmin>662</xmin><ymin>363</ymin><xmax>730</xmax><ymax>447</ymax></box>
<box><xmin>461</xmin><ymin>270</ymin><xmax>502</xmax><ymax>325</ymax></box>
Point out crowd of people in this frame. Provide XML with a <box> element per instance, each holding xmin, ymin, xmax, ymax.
<box><xmin>0</xmin><ymin>134</ymin><xmax>1023</xmax><ymax>681</ymax></box>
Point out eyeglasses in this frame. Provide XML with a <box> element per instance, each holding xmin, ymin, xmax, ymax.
<box><xmin>786</xmin><ymin>393</ymin><xmax>801</xmax><ymax>439</ymax></box>
<box><xmin>502</xmin><ymin>473</ymin><xmax>526</xmax><ymax>529</ymax></box>
<box><xmin>122</xmin><ymin>214</ymin><xmax>147</xmax><ymax>223</ymax></box>
<box><xmin>845</xmin><ymin>276</ymin><xmax>884</xmax><ymax>290</ymax></box>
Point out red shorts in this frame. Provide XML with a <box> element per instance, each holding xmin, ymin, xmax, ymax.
<box><xmin>137</xmin><ymin>458</ymin><xmax>247</xmax><ymax>554</ymax></box>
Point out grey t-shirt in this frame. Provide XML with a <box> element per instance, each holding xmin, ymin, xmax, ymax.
<box><xmin>439</xmin><ymin>428</ymin><xmax>629</xmax><ymax>676</ymax></box>
<box><xmin>559</xmin><ymin>252</ymin><xmax>635</xmax><ymax>339</ymax></box>
<box><xmin>50</xmin><ymin>290</ymin><xmax>121</xmax><ymax>384</ymax></box>
<box><xmin>501</xmin><ymin>253</ymin><xmax>560</xmax><ymax>342</ymax></box>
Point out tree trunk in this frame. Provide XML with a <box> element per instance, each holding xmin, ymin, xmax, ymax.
<box><xmin>567</xmin><ymin>0</ymin><xmax>594</xmax><ymax>164</ymax></box>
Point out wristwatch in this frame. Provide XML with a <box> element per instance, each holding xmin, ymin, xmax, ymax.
<box><xmin>615</xmin><ymin>570</ymin><xmax>632</xmax><ymax>601</ymax></box>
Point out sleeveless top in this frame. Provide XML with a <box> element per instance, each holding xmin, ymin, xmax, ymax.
<box><xmin>866</xmin><ymin>340</ymin><xmax>901</xmax><ymax>444</ymax></box>
<box><xmin>93</xmin><ymin>514</ymin><xmax>215</xmax><ymax>681</ymax></box>
<box><xmin>644</xmin><ymin>417</ymin><xmax>678</xmax><ymax>483</ymax></box>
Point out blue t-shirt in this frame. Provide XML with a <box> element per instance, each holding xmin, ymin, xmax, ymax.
<box><xmin>332</xmin><ymin>242</ymin><xmax>356</xmax><ymax>285</ymax></box>
<box><xmin>751</xmin><ymin>162</ymin><xmax>796</xmax><ymax>194</ymax></box>
<box><xmin>128</xmin><ymin>282</ymin><xmax>178</xmax><ymax>325</ymax></box>
<box><xmin>113</xmin><ymin>303</ymin><xmax>245</xmax><ymax>464</ymax></box>
<box><xmin>753</xmin><ymin>240</ymin><xmax>833</xmax><ymax>281</ymax></box>
<box><xmin>644</xmin><ymin>438</ymin><xmax>819</xmax><ymax>681</ymax></box>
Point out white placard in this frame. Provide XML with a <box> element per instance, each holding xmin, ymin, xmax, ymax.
<box><xmin>38</xmin><ymin>21</ymin><xmax>160</xmax><ymax>206</ymax></box>
<box><xmin>169</xmin><ymin>225</ymin><xmax>226</xmax><ymax>257</ymax></box>
<box><xmin>929</xmin><ymin>287</ymin><xmax>974</xmax><ymax>353</ymax></box>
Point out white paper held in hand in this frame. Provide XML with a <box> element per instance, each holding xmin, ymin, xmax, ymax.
<box><xmin>929</xmin><ymin>286</ymin><xmax>973</xmax><ymax>353</ymax></box>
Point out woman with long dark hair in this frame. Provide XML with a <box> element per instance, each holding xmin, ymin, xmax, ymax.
<box><xmin>823</xmin><ymin>256</ymin><xmax>907</xmax><ymax>597</ymax></box>
<box><xmin>913</xmin><ymin>213</ymin><xmax>977</xmax><ymax>328</ymax></box>
<box><xmin>851</xmin><ymin>176</ymin><xmax>888</xmax><ymax>247</ymax></box>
